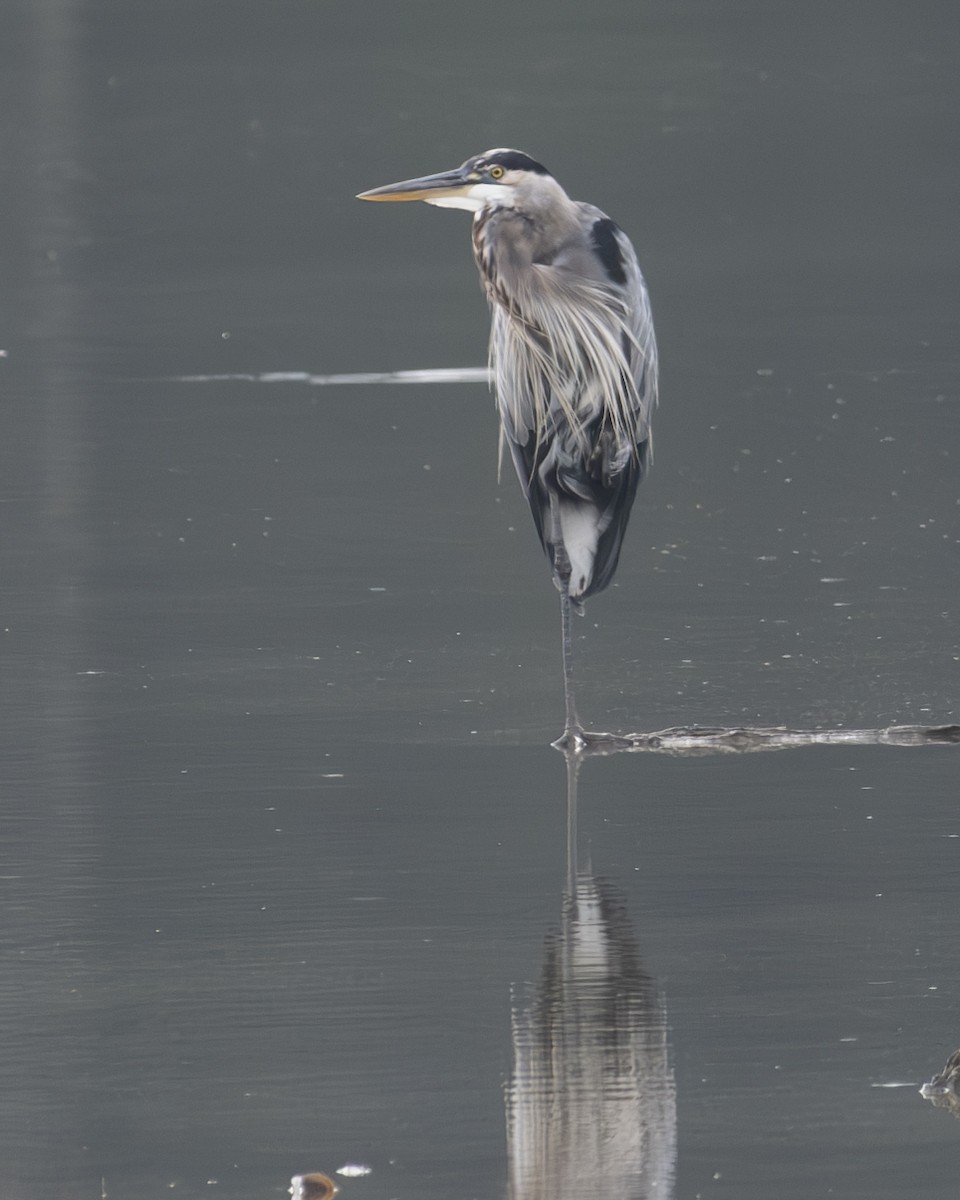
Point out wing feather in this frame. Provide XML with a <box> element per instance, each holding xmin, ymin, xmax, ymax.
<box><xmin>487</xmin><ymin>205</ymin><xmax>657</xmax><ymax>600</ymax></box>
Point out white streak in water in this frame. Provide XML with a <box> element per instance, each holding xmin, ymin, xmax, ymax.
<box><xmin>167</xmin><ymin>367</ymin><xmax>491</xmax><ymax>386</ymax></box>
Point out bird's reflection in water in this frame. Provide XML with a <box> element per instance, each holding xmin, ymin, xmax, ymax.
<box><xmin>506</xmin><ymin>749</ymin><xmax>676</xmax><ymax>1200</ymax></box>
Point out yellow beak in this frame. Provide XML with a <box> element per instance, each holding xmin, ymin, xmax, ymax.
<box><xmin>356</xmin><ymin>166</ymin><xmax>473</xmax><ymax>203</ymax></box>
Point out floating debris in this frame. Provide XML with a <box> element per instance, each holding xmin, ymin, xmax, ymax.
<box><xmin>290</xmin><ymin>1174</ymin><xmax>338</xmax><ymax>1200</ymax></box>
<box><xmin>920</xmin><ymin>1048</ymin><xmax>960</xmax><ymax>1119</ymax></box>
<box><xmin>557</xmin><ymin>723</ymin><xmax>960</xmax><ymax>758</ymax></box>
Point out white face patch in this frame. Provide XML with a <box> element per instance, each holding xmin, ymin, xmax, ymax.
<box><xmin>424</xmin><ymin>182</ymin><xmax>514</xmax><ymax>211</ymax></box>
<box><xmin>424</xmin><ymin>194</ymin><xmax>483</xmax><ymax>211</ymax></box>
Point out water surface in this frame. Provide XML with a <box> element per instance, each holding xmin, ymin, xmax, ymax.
<box><xmin>2</xmin><ymin>2</ymin><xmax>959</xmax><ymax>1197</ymax></box>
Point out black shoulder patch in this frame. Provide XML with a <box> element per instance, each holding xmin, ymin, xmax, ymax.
<box><xmin>591</xmin><ymin>218</ymin><xmax>627</xmax><ymax>285</ymax></box>
<box><xmin>483</xmin><ymin>149</ymin><xmax>550</xmax><ymax>176</ymax></box>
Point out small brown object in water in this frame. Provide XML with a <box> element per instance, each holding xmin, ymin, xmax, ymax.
<box><xmin>290</xmin><ymin>1173</ymin><xmax>338</xmax><ymax>1200</ymax></box>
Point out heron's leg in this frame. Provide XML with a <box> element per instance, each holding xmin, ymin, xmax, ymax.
<box><xmin>553</xmin><ymin>541</ymin><xmax>584</xmax><ymax>748</ymax></box>
<box><xmin>560</xmin><ymin>580</ymin><xmax>584</xmax><ymax>745</ymax></box>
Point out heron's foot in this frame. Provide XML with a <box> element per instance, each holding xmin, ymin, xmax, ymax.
<box><xmin>551</xmin><ymin>727</ymin><xmax>633</xmax><ymax>754</ymax></box>
<box><xmin>553</xmin><ymin>725</ymin><xmax>587</xmax><ymax>753</ymax></box>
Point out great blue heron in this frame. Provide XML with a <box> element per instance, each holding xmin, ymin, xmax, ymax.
<box><xmin>358</xmin><ymin>149</ymin><xmax>657</xmax><ymax>746</ymax></box>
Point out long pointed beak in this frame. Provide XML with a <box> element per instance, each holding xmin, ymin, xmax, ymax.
<box><xmin>356</xmin><ymin>166</ymin><xmax>473</xmax><ymax>203</ymax></box>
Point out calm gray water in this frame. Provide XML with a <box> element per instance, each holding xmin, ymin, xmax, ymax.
<box><xmin>3</xmin><ymin>2</ymin><xmax>959</xmax><ymax>1197</ymax></box>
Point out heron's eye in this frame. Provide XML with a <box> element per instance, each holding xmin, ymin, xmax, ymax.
<box><xmin>489</xmin><ymin>165</ymin><xmax>505</xmax><ymax>180</ymax></box>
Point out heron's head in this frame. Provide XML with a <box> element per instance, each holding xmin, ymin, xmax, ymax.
<box><xmin>357</xmin><ymin>149</ymin><xmax>558</xmax><ymax>212</ymax></box>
